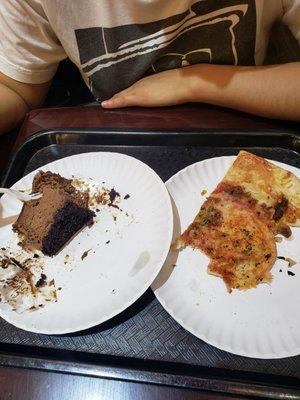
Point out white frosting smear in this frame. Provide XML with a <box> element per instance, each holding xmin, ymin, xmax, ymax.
<box><xmin>0</xmin><ymin>249</ymin><xmax>56</xmax><ymax>313</ymax></box>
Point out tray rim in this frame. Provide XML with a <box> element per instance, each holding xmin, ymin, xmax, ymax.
<box><xmin>0</xmin><ymin>344</ymin><xmax>299</xmax><ymax>399</ymax></box>
<box><xmin>2</xmin><ymin>127</ymin><xmax>300</xmax><ymax>187</ymax></box>
<box><xmin>1</xmin><ymin>128</ymin><xmax>300</xmax><ymax>398</ymax></box>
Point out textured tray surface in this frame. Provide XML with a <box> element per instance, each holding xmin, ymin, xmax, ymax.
<box><xmin>1</xmin><ymin>142</ymin><xmax>300</xmax><ymax>380</ymax></box>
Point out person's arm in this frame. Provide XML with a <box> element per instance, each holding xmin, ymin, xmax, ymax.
<box><xmin>0</xmin><ymin>0</ymin><xmax>66</xmax><ymax>135</ymax></box>
<box><xmin>101</xmin><ymin>62</ymin><xmax>300</xmax><ymax>121</ymax></box>
<box><xmin>0</xmin><ymin>72</ymin><xmax>51</xmax><ymax>135</ymax></box>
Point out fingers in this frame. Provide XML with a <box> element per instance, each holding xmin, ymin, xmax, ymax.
<box><xmin>101</xmin><ymin>91</ymin><xmax>134</xmax><ymax>109</ymax></box>
<box><xmin>101</xmin><ymin>97</ymin><xmax>124</xmax><ymax>109</ymax></box>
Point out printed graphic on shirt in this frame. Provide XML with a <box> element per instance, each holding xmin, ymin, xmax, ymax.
<box><xmin>75</xmin><ymin>0</ymin><xmax>256</xmax><ymax>100</ymax></box>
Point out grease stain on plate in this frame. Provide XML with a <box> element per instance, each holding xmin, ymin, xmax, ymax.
<box><xmin>129</xmin><ymin>251</ymin><xmax>150</xmax><ymax>277</ymax></box>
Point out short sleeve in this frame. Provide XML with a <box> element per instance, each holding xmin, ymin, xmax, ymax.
<box><xmin>0</xmin><ymin>0</ymin><xmax>66</xmax><ymax>84</ymax></box>
<box><xmin>281</xmin><ymin>0</ymin><xmax>300</xmax><ymax>46</ymax></box>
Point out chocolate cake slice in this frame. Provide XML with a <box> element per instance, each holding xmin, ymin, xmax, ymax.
<box><xmin>13</xmin><ymin>171</ymin><xmax>95</xmax><ymax>256</ymax></box>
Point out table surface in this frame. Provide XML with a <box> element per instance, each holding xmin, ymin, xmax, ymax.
<box><xmin>0</xmin><ymin>103</ymin><xmax>299</xmax><ymax>400</ymax></box>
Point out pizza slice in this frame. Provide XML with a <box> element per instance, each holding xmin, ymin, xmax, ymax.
<box><xmin>173</xmin><ymin>151</ymin><xmax>300</xmax><ymax>292</ymax></box>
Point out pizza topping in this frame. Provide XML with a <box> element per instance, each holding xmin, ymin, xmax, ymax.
<box><xmin>224</xmin><ymin>185</ymin><xmax>244</xmax><ymax>197</ymax></box>
<box><xmin>199</xmin><ymin>205</ymin><xmax>222</xmax><ymax>227</ymax></box>
<box><xmin>273</xmin><ymin>197</ymin><xmax>289</xmax><ymax>221</ymax></box>
<box><xmin>277</xmin><ymin>224</ymin><xmax>292</xmax><ymax>238</ymax></box>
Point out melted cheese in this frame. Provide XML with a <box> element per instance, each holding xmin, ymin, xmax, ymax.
<box><xmin>174</xmin><ymin>151</ymin><xmax>299</xmax><ymax>292</ymax></box>
<box><xmin>224</xmin><ymin>151</ymin><xmax>300</xmax><ymax>227</ymax></box>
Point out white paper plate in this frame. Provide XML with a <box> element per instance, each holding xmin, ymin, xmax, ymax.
<box><xmin>152</xmin><ymin>156</ymin><xmax>300</xmax><ymax>359</ymax></box>
<box><xmin>0</xmin><ymin>152</ymin><xmax>173</xmax><ymax>334</ymax></box>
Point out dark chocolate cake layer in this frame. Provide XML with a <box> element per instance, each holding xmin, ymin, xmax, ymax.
<box><xmin>42</xmin><ymin>201</ymin><xmax>94</xmax><ymax>256</ymax></box>
<box><xmin>13</xmin><ymin>171</ymin><xmax>95</xmax><ymax>256</ymax></box>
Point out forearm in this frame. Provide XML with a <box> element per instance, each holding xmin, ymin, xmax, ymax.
<box><xmin>187</xmin><ymin>62</ymin><xmax>300</xmax><ymax>121</ymax></box>
<box><xmin>0</xmin><ymin>83</ymin><xmax>29</xmax><ymax>135</ymax></box>
<box><xmin>103</xmin><ymin>62</ymin><xmax>300</xmax><ymax>121</ymax></box>
<box><xmin>0</xmin><ymin>72</ymin><xmax>51</xmax><ymax>135</ymax></box>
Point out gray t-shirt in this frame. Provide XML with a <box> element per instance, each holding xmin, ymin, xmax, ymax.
<box><xmin>0</xmin><ymin>0</ymin><xmax>299</xmax><ymax>101</ymax></box>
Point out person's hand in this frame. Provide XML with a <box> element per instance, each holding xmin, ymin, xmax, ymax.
<box><xmin>102</xmin><ymin>62</ymin><xmax>300</xmax><ymax>120</ymax></box>
<box><xmin>101</xmin><ymin>68</ymin><xmax>193</xmax><ymax>108</ymax></box>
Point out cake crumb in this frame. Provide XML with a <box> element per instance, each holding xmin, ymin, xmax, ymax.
<box><xmin>286</xmin><ymin>257</ymin><xmax>297</xmax><ymax>267</ymax></box>
<box><xmin>36</xmin><ymin>275</ymin><xmax>47</xmax><ymax>288</ymax></box>
<box><xmin>201</xmin><ymin>189</ymin><xmax>207</xmax><ymax>196</ymax></box>
<box><xmin>124</xmin><ymin>194</ymin><xmax>130</xmax><ymax>200</ymax></box>
<box><xmin>277</xmin><ymin>256</ymin><xmax>297</xmax><ymax>267</ymax></box>
<box><xmin>81</xmin><ymin>249</ymin><xmax>92</xmax><ymax>260</ymax></box>
<box><xmin>110</xmin><ymin>204</ymin><xmax>121</xmax><ymax>210</ymax></box>
<box><xmin>108</xmin><ymin>188</ymin><xmax>120</xmax><ymax>204</ymax></box>
<box><xmin>87</xmin><ymin>220</ymin><xmax>94</xmax><ymax>228</ymax></box>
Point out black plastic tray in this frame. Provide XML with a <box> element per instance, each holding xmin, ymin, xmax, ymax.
<box><xmin>1</xmin><ymin>129</ymin><xmax>300</xmax><ymax>399</ymax></box>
